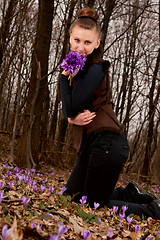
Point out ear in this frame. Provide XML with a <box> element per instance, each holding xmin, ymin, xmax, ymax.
<box><xmin>96</xmin><ymin>39</ymin><xmax>101</xmax><ymax>49</ymax></box>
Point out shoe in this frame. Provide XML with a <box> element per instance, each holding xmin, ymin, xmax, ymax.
<box><xmin>151</xmin><ymin>199</ymin><xmax>160</xmax><ymax>220</ymax></box>
<box><xmin>125</xmin><ymin>181</ymin><xmax>159</xmax><ymax>204</ymax></box>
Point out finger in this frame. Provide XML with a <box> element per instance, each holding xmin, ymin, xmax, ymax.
<box><xmin>81</xmin><ymin>119</ymin><xmax>93</xmax><ymax>126</ymax></box>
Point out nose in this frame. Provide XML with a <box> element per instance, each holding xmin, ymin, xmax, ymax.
<box><xmin>78</xmin><ymin>43</ymin><xmax>85</xmax><ymax>52</ymax></box>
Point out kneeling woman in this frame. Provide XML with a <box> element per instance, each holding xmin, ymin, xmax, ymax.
<box><xmin>60</xmin><ymin>7</ymin><xmax>160</xmax><ymax>220</ymax></box>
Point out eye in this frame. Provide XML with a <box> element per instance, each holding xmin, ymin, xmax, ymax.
<box><xmin>74</xmin><ymin>38</ymin><xmax>80</xmax><ymax>42</ymax></box>
<box><xmin>85</xmin><ymin>41</ymin><xmax>91</xmax><ymax>44</ymax></box>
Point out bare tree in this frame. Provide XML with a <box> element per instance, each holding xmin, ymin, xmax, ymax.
<box><xmin>15</xmin><ymin>0</ymin><xmax>54</xmax><ymax>168</ymax></box>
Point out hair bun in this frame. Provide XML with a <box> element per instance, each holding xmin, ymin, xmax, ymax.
<box><xmin>78</xmin><ymin>8</ymin><xmax>98</xmax><ymax>21</ymax></box>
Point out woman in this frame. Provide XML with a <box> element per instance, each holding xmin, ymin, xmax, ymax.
<box><xmin>60</xmin><ymin>7</ymin><xmax>160</xmax><ymax>219</ymax></box>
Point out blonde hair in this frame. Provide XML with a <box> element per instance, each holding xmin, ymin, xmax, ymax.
<box><xmin>70</xmin><ymin>8</ymin><xmax>101</xmax><ymax>38</ymax></box>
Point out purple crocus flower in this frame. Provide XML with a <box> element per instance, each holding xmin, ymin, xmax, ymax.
<box><xmin>36</xmin><ymin>225</ymin><xmax>42</xmax><ymax>231</ymax></box>
<box><xmin>31</xmin><ymin>169</ymin><xmax>35</xmax><ymax>174</ymax></box>
<box><xmin>9</xmin><ymin>182</ymin><xmax>15</xmax><ymax>189</ymax></box>
<box><xmin>50</xmin><ymin>235</ymin><xmax>60</xmax><ymax>240</ymax></box>
<box><xmin>134</xmin><ymin>225</ymin><xmax>141</xmax><ymax>233</ymax></box>
<box><xmin>108</xmin><ymin>229</ymin><xmax>114</xmax><ymax>238</ymax></box>
<box><xmin>33</xmin><ymin>185</ymin><xmax>37</xmax><ymax>193</ymax></box>
<box><xmin>126</xmin><ymin>216</ymin><xmax>134</xmax><ymax>229</ymax></box>
<box><xmin>49</xmin><ymin>187</ymin><xmax>55</xmax><ymax>194</ymax></box>
<box><xmin>0</xmin><ymin>191</ymin><xmax>8</xmax><ymax>204</ymax></box>
<box><xmin>113</xmin><ymin>206</ymin><xmax>118</xmax><ymax>214</ymax></box>
<box><xmin>25</xmin><ymin>176</ymin><xmax>30</xmax><ymax>184</ymax></box>
<box><xmin>98</xmin><ymin>218</ymin><xmax>101</xmax><ymax>224</ymax></box>
<box><xmin>62</xmin><ymin>186</ymin><xmax>67</xmax><ymax>194</ymax></box>
<box><xmin>83</xmin><ymin>230</ymin><xmax>92</xmax><ymax>240</ymax></box>
<box><xmin>8</xmin><ymin>171</ymin><xmax>12</xmax><ymax>177</ymax></box>
<box><xmin>60</xmin><ymin>51</ymin><xmax>87</xmax><ymax>85</ymax></box>
<box><xmin>21</xmin><ymin>196</ymin><xmax>31</xmax><ymax>211</ymax></box>
<box><xmin>17</xmin><ymin>174</ymin><xmax>23</xmax><ymax>184</ymax></box>
<box><xmin>31</xmin><ymin>222</ymin><xmax>36</xmax><ymax>229</ymax></box>
<box><xmin>40</xmin><ymin>185</ymin><xmax>46</xmax><ymax>193</ymax></box>
<box><xmin>146</xmin><ymin>238</ymin><xmax>152</xmax><ymax>240</ymax></box>
<box><xmin>0</xmin><ymin>182</ymin><xmax>4</xmax><ymax>189</ymax></box>
<box><xmin>2</xmin><ymin>224</ymin><xmax>12</xmax><ymax>240</ymax></box>
<box><xmin>31</xmin><ymin>180</ymin><xmax>36</xmax><ymax>187</ymax></box>
<box><xmin>94</xmin><ymin>202</ymin><xmax>100</xmax><ymax>211</ymax></box>
<box><xmin>119</xmin><ymin>213</ymin><xmax>126</xmax><ymax>221</ymax></box>
<box><xmin>80</xmin><ymin>196</ymin><xmax>87</xmax><ymax>207</ymax></box>
<box><xmin>14</xmin><ymin>167</ymin><xmax>20</xmax><ymax>173</ymax></box>
<box><xmin>58</xmin><ymin>224</ymin><xmax>68</xmax><ymax>235</ymax></box>
<box><xmin>122</xmin><ymin>205</ymin><xmax>128</xmax><ymax>213</ymax></box>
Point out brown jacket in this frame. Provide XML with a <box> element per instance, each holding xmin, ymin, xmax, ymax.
<box><xmin>73</xmin><ymin>68</ymin><xmax>124</xmax><ymax>152</ymax></box>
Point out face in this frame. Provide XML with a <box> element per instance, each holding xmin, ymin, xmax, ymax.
<box><xmin>70</xmin><ymin>25</ymin><xmax>101</xmax><ymax>57</ymax></box>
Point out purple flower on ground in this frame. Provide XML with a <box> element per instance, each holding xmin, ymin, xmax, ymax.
<box><xmin>2</xmin><ymin>224</ymin><xmax>12</xmax><ymax>240</ymax></box>
<box><xmin>31</xmin><ymin>222</ymin><xmax>36</xmax><ymax>229</ymax></box>
<box><xmin>31</xmin><ymin>180</ymin><xmax>36</xmax><ymax>187</ymax></box>
<box><xmin>31</xmin><ymin>169</ymin><xmax>35</xmax><ymax>174</ymax></box>
<box><xmin>83</xmin><ymin>230</ymin><xmax>92</xmax><ymax>240</ymax></box>
<box><xmin>49</xmin><ymin>224</ymin><xmax>68</xmax><ymax>240</ymax></box>
<box><xmin>113</xmin><ymin>206</ymin><xmax>118</xmax><ymax>214</ymax></box>
<box><xmin>50</xmin><ymin>235</ymin><xmax>60</xmax><ymax>240</ymax></box>
<box><xmin>40</xmin><ymin>185</ymin><xmax>46</xmax><ymax>193</ymax></box>
<box><xmin>36</xmin><ymin>225</ymin><xmax>42</xmax><ymax>231</ymax></box>
<box><xmin>49</xmin><ymin>187</ymin><xmax>55</xmax><ymax>194</ymax></box>
<box><xmin>45</xmin><ymin>179</ymin><xmax>48</xmax><ymax>183</ymax></box>
<box><xmin>98</xmin><ymin>218</ymin><xmax>101</xmax><ymax>224</ymax></box>
<box><xmin>33</xmin><ymin>185</ymin><xmax>37</xmax><ymax>193</ymax></box>
<box><xmin>122</xmin><ymin>205</ymin><xmax>128</xmax><ymax>213</ymax></box>
<box><xmin>146</xmin><ymin>238</ymin><xmax>152</xmax><ymax>240</ymax></box>
<box><xmin>0</xmin><ymin>191</ymin><xmax>8</xmax><ymax>204</ymax></box>
<box><xmin>9</xmin><ymin>182</ymin><xmax>15</xmax><ymax>189</ymax></box>
<box><xmin>37</xmin><ymin>173</ymin><xmax>43</xmax><ymax>177</ymax></box>
<box><xmin>25</xmin><ymin>176</ymin><xmax>30</xmax><ymax>184</ymax></box>
<box><xmin>14</xmin><ymin>167</ymin><xmax>20</xmax><ymax>173</ymax></box>
<box><xmin>134</xmin><ymin>225</ymin><xmax>141</xmax><ymax>233</ymax></box>
<box><xmin>94</xmin><ymin>202</ymin><xmax>100</xmax><ymax>211</ymax></box>
<box><xmin>108</xmin><ymin>229</ymin><xmax>114</xmax><ymax>238</ymax></box>
<box><xmin>17</xmin><ymin>174</ymin><xmax>23</xmax><ymax>184</ymax></box>
<box><xmin>0</xmin><ymin>182</ymin><xmax>4</xmax><ymax>189</ymax></box>
<box><xmin>21</xmin><ymin>197</ymin><xmax>31</xmax><ymax>211</ymax></box>
<box><xmin>25</xmin><ymin>169</ymin><xmax>31</xmax><ymax>175</ymax></box>
<box><xmin>127</xmin><ymin>216</ymin><xmax>134</xmax><ymax>229</ymax></box>
<box><xmin>80</xmin><ymin>196</ymin><xmax>87</xmax><ymax>207</ymax></box>
<box><xmin>60</xmin><ymin>51</ymin><xmax>87</xmax><ymax>85</ymax></box>
<box><xmin>8</xmin><ymin>171</ymin><xmax>12</xmax><ymax>177</ymax></box>
<box><xmin>58</xmin><ymin>224</ymin><xmax>68</xmax><ymax>235</ymax></box>
<box><xmin>119</xmin><ymin>213</ymin><xmax>126</xmax><ymax>221</ymax></box>
<box><xmin>62</xmin><ymin>186</ymin><xmax>67</xmax><ymax>194</ymax></box>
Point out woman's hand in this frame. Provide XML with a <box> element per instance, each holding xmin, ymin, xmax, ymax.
<box><xmin>68</xmin><ymin>110</ymin><xmax>96</xmax><ymax>126</ymax></box>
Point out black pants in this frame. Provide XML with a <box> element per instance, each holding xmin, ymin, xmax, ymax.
<box><xmin>65</xmin><ymin>131</ymin><xmax>160</xmax><ymax>220</ymax></box>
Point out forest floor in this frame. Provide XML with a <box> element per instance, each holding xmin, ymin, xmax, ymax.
<box><xmin>0</xmin><ymin>134</ymin><xmax>160</xmax><ymax>240</ymax></box>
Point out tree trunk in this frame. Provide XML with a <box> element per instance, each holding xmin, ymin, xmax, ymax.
<box><xmin>101</xmin><ymin>0</ymin><xmax>116</xmax><ymax>49</ymax></box>
<box><xmin>15</xmin><ymin>0</ymin><xmax>54</xmax><ymax>168</ymax></box>
<box><xmin>141</xmin><ymin>48</ymin><xmax>160</xmax><ymax>175</ymax></box>
<box><xmin>50</xmin><ymin>0</ymin><xmax>77</xmax><ymax>163</ymax></box>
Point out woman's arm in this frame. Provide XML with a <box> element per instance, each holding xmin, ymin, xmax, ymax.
<box><xmin>68</xmin><ymin>110</ymin><xmax>96</xmax><ymax>126</ymax></box>
<box><xmin>60</xmin><ymin>64</ymin><xmax>105</xmax><ymax>118</ymax></box>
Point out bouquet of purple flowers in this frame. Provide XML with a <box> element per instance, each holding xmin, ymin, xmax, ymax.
<box><xmin>60</xmin><ymin>51</ymin><xmax>87</xmax><ymax>85</ymax></box>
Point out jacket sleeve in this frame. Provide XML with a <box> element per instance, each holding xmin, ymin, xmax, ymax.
<box><xmin>60</xmin><ymin>64</ymin><xmax>105</xmax><ymax>118</ymax></box>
